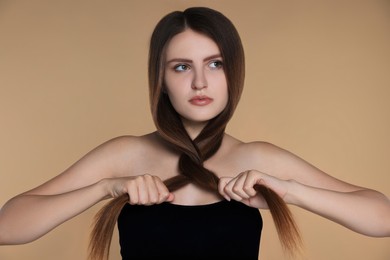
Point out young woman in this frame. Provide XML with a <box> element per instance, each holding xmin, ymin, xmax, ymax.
<box><xmin>0</xmin><ymin>7</ymin><xmax>389</xmax><ymax>260</ymax></box>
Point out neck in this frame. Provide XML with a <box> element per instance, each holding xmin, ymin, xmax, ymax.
<box><xmin>181</xmin><ymin>118</ymin><xmax>208</xmax><ymax>140</ymax></box>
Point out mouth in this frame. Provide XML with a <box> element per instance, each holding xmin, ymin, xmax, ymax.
<box><xmin>188</xmin><ymin>95</ymin><xmax>213</xmax><ymax>106</ymax></box>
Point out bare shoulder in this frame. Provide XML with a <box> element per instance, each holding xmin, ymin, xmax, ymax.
<box><xmin>97</xmin><ymin>132</ymin><xmax>179</xmax><ymax>176</ymax></box>
<box><xmin>237</xmin><ymin>140</ymin><xmax>307</xmax><ymax>174</ymax></box>
<box><xmin>100</xmin><ymin>134</ymin><xmax>150</xmax><ymax>150</ymax></box>
<box><xmin>237</xmin><ymin>140</ymin><xmax>282</xmax><ymax>156</ymax></box>
<box><xmin>234</xmin><ymin>139</ymin><xmax>363</xmax><ymax>191</ymax></box>
<box><xmin>22</xmin><ymin>133</ymin><xmax>159</xmax><ymax>196</ymax></box>
<box><xmin>99</xmin><ymin>134</ymin><xmax>153</xmax><ymax>160</ymax></box>
<box><xmin>230</xmin><ymin>139</ymin><xmax>285</xmax><ymax>166</ymax></box>
<box><xmin>97</xmin><ymin>132</ymin><xmax>165</xmax><ymax>157</ymax></box>
<box><xmin>76</xmin><ymin>134</ymin><xmax>145</xmax><ymax>173</ymax></box>
<box><xmin>216</xmin><ymin>136</ymin><xmax>279</xmax><ymax>170</ymax></box>
<box><xmin>91</xmin><ymin>133</ymin><xmax>170</xmax><ymax>174</ymax></box>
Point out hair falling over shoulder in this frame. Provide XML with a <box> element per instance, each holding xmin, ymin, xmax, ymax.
<box><xmin>89</xmin><ymin>7</ymin><xmax>302</xmax><ymax>260</ymax></box>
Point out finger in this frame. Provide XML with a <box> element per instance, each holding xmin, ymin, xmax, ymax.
<box><xmin>144</xmin><ymin>175</ymin><xmax>159</xmax><ymax>205</ymax></box>
<box><xmin>153</xmin><ymin>176</ymin><xmax>173</xmax><ymax>203</ymax></box>
<box><xmin>218</xmin><ymin>177</ymin><xmax>231</xmax><ymax>201</ymax></box>
<box><xmin>242</xmin><ymin>172</ymin><xmax>260</xmax><ymax>197</ymax></box>
<box><xmin>224</xmin><ymin>178</ymin><xmax>244</xmax><ymax>202</ymax></box>
<box><xmin>127</xmin><ymin>180</ymin><xmax>139</xmax><ymax>205</ymax></box>
<box><xmin>231</xmin><ymin>172</ymin><xmax>251</xmax><ymax>199</ymax></box>
<box><xmin>166</xmin><ymin>193</ymin><xmax>175</xmax><ymax>202</ymax></box>
<box><xmin>136</xmin><ymin>176</ymin><xmax>149</xmax><ymax>205</ymax></box>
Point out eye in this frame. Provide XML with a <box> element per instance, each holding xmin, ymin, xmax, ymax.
<box><xmin>173</xmin><ymin>64</ymin><xmax>190</xmax><ymax>72</ymax></box>
<box><xmin>209</xmin><ymin>60</ymin><xmax>223</xmax><ymax>69</ymax></box>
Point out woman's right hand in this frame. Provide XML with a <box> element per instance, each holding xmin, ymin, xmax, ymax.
<box><xmin>104</xmin><ymin>174</ymin><xmax>174</xmax><ymax>205</ymax></box>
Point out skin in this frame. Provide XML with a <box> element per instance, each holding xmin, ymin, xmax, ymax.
<box><xmin>0</xmin><ymin>29</ymin><xmax>389</xmax><ymax>246</ymax></box>
<box><xmin>164</xmin><ymin>29</ymin><xmax>228</xmax><ymax>139</ymax></box>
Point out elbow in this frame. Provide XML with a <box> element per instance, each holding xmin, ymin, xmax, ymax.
<box><xmin>0</xmin><ymin>213</ymin><xmax>8</xmax><ymax>245</ymax></box>
<box><xmin>0</xmin><ymin>224</ymin><xmax>11</xmax><ymax>245</ymax></box>
<box><xmin>0</xmin><ymin>214</ymin><xmax>29</xmax><ymax>245</ymax></box>
<box><xmin>0</xmin><ymin>235</ymin><xmax>10</xmax><ymax>246</ymax></box>
<box><xmin>366</xmin><ymin>224</ymin><xmax>390</xmax><ymax>238</ymax></box>
<box><xmin>0</xmin><ymin>209</ymin><xmax>13</xmax><ymax>245</ymax></box>
<box><xmin>365</xmin><ymin>191</ymin><xmax>390</xmax><ymax>237</ymax></box>
<box><xmin>350</xmin><ymin>194</ymin><xmax>390</xmax><ymax>238</ymax></box>
<box><xmin>0</xmin><ymin>227</ymin><xmax>33</xmax><ymax>245</ymax></box>
<box><xmin>368</xmin><ymin>222</ymin><xmax>390</xmax><ymax>238</ymax></box>
<box><xmin>366</xmin><ymin>202</ymin><xmax>390</xmax><ymax>237</ymax></box>
<box><xmin>379</xmin><ymin>196</ymin><xmax>390</xmax><ymax>237</ymax></box>
<box><xmin>0</xmin><ymin>219</ymin><xmax>38</xmax><ymax>245</ymax></box>
<box><xmin>0</xmin><ymin>222</ymin><xmax>13</xmax><ymax>245</ymax></box>
<box><xmin>383</xmin><ymin>210</ymin><xmax>390</xmax><ymax>237</ymax></box>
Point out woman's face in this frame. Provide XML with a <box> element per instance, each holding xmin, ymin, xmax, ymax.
<box><xmin>163</xmin><ymin>29</ymin><xmax>228</xmax><ymax>128</ymax></box>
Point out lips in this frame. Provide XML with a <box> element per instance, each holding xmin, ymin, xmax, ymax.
<box><xmin>189</xmin><ymin>95</ymin><xmax>213</xmax><ymax>106</ymax></box>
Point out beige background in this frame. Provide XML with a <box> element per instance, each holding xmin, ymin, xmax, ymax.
<box><xmin>0</xmin><ymin>0</ymin><xmax>389</xmax><ymax>259</ymax></box>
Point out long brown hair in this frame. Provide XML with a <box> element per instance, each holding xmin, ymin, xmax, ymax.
<box><xmin>89</xmin><ymin>7</ymin><xmax>302</xmax><ymax>260</ymax></box>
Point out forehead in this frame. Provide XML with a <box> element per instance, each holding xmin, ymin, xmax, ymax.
<box><xmin>165</xmin><ymin>29</ymin><xmax>220</xmax><ymax>59</ymax></box>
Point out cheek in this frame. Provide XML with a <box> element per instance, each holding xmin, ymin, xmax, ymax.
<box><xmin>164</xmin><ymin>83</ymin><xmax>184</xmax><ymax>109</ymax></box>
<box><xmin>164</xmin><ymin>74</ymin><xmax>191</xmax><ymax>100</ymax></box>
<box><xmin>165</xmin><ymin>82</ymin><xmax>181</xmax><ymax>100</ymax></box>
<box><xmin>163</xmin><ymin>77</ymin><xmax>175</xmax><ymax>98</ymax></box>
<box><xmin>164</xmin><ymin>73</ymin><xmax>183</xmax><ymax>93</ymax></box>
<box><xmin>216</xmin><ymin>76</ymin><xmax>229</xmax><ymax>100</ymax></box>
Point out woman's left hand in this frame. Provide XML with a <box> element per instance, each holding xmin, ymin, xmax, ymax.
<box><xmin>218</xmin><ymin>169</ymin><xmax>290</xmax><ymax>209</ymax></box>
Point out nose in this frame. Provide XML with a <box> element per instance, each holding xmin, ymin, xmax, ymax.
<box><xmin>191</xmin><ymin>69</ymin><xmax>207</xmax><ymax>90</ymax></box>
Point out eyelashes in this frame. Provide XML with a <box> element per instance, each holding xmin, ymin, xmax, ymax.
<box><xmin>173</xmin><ymin>64</ymin><xmax>190</xmax><ymax>72</ymax></box>
<box><xmin>209</xmin><ymin>60</ymin><xmax>223</xmax><ymax>69</ymax></box>
<box><xmin>172</xmin><ymin>60</ymin><xmax>224</xmax><ymax>72</ymax></box>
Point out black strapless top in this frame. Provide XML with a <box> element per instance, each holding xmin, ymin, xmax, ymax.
<box><xmin>117</xmin><ymin>199</ymin><xmax>262</xmax><ymax>259</ymax></box>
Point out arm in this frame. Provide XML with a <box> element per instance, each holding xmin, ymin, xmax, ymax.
<box><xmin>287</xmin><ymin>181</ymin><xmax>390</xmax><ymax>237</ymax></box>
<box><xmin>0</xmin><ymin>136</ymin><xmax>173</xmax><ymax>245</ymax></box>
<box><xmin>219</xmin><ymin>142</ymin><xmax>390</xmax><ymax>237</ymax></box>
<box><xmin>0</xmin><ymin>136</ymin><xmax>127</xmax><ymax>245</ymax></box>
<box><xmin>0</xmin><ymin>180</ymin><xmax>108</xmax><ymax>244</ymax></box>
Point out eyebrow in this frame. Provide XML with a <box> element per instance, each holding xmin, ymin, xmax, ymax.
<box><xmin>166</xmin><ymin>54</ymin><xmax>222</xmax><ymax>64</ymax></box>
